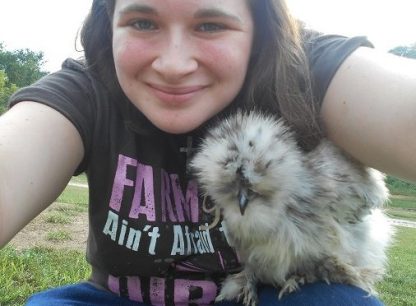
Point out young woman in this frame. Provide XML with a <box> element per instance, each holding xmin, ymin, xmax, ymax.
<box><xmin>1</xmin><ymin>0</ymin><xmax>415</xmax><ymax>305</ymax></box>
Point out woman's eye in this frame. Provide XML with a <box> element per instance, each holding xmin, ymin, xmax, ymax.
<box><xmin>130</xmin><ymin>19</ymin><xmax>157</xmax><ymax>31</ymax></box>
<box><xmin>196</xmin><ymin>23</ymin><xmax>226</xmax><ymax>33</ymax></box>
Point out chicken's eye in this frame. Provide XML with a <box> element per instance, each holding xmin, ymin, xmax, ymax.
<box><xmin>247</xmin><ymin>188</ymin><xmax>259</xmax><ymax>200</ymax></box>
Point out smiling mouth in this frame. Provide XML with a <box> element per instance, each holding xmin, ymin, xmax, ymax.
<box><xmin>147</xmin><ymin>83</ymin><xmax>207</xmax><ymax>105</ymax></box>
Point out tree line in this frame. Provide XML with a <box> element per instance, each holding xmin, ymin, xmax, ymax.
<box><xmin>0</xmin><ymin>43</ymin><xmax>48</xmax><ymax>114</ymax></box>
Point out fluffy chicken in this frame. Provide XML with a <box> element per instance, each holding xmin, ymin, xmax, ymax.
<box><xmin>191</xmin><ymin>111</ymin><xmax>393</xmax><ymax>306</ymax></box>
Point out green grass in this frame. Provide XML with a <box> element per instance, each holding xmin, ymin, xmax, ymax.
<box><xmin>0</xmin><ymin>176</ymin><xmax>90</xmax><ymax>305</ymax></box>
<box><xmin>1</xmin><ymin>174</ymin><xmax>415</xmax><ymax>305</ymax></box>
<box><xmin>378</xmin><ymin>227</ymin><xmax>416</xmax><ymax>306</ymax></box>
<box><xmin>386</xmin><ymin>196</ymin><xmax>416</xmax><ymax>222</ymax></box>
<box><xmin>388</xmin><ymin>198</ymin><xmax>416</xmax><ymax>209</ymax></box>
<box><xmin>46</xmin><ymin>230</ymin><xmax>72</xmax><ymax>242</ymax></box>
<box><xmin>378</xmin><ymin>178</ymin><xmax>416</xmax><ymax>305</ymax></box>
<box><xmin>56</xmin><ymin>185</ymin><xmax>89</xmax><ymax>206</ymax></box>
<box><xmin>0</xmin><ymin>247</ymin><xmax>90</xmax><ymax>306</ymax></box>
<box><xmin>44</xmin><ymin>211</ymin><xmax>71</xmax><ymax>224</ymax></box>
<box><xmin>69</xmin><ymin>173</ymin><xmax>88</xmax><ymax>185</ymax></box>
<box><xmin>1</xmin><ymin>229</ymin><xmax>413</xmax><ymax>305</ymax></box>
<box><xmin>386</xmin><ymin>208</ymin><xmax>416</xmax><ymax>222</ymax></box>
<box><xmin>387</xmin><ymin>176</ymin><xmax>416</xmax><ymax>196</ymax></box>
<box><xmin>54</xmin><ymin>203</ymin><xmax>87</xmax><ymax>215</ymax></box>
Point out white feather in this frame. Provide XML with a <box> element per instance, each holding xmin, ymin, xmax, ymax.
<box><xmin>191</xmin><ymin>111</ymin><xmax>394</xmax><ymax>306</ymax></box>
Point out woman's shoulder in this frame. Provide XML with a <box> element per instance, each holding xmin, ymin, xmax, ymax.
<box><xmin>7</xmin><ymin>57</ymin><xmax>123</xmax><ymax>173</ymax></box>
<box><xmin>301</xmin><ymin>28</ymin><xmax>373</xmax><ymax>103</ymax></box>
<box><xmin>61</xmin><ymin>58</ymin><xmax>88</xmax><ymax>71</ymax></box>
<box><xmin>8</xmin><ymin>57</ymin><xmax>115</xmax><ymax>114</ymax></box>
<box><xmin>59</xmin><ymin>58</ymin><xmax>110</xmax><ymax>94</ymax></box>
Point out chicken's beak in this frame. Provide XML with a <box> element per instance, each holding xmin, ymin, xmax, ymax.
<box><xmin>238</xmin><ymin>186</ymin><xmax>249</xmax><ymax>215</ymax></box>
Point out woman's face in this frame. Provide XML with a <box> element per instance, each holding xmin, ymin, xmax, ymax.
<box><xmin>112</xmin><ymin>0</ymin><xmax>254</xmax><ymax>134</ymax></box>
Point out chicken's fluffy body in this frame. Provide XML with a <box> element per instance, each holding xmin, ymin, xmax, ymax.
<box><xmin>191</xmin><ymin>112</ymin><xmax>393</xmax><ymax>306</ymax></box>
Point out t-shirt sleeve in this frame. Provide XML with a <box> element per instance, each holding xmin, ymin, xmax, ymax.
<box><xmin>7</xmin><ymin>59</ymin><xmax>98</xmax><ymax>174</ymax></box>
<box><xmin>303</xmin><ymin>30</ymin><xmax>374</xmax><ymax>104</ymax></box>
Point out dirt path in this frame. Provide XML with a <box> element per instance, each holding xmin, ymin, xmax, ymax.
<box><xmin>8</xmin><ymin>202</ymin><xmax>88</xmax><ymax>252</ymax></box>
<box><xmin>7</xmin><ymin>200</ymin><xmax>416</xmax><ymax>253</ymax></box>
<box><xmin>389</xmin><ymin>218</ymin><xmax>416</xmax><ymax>228</ymax></box>
<box><xmin>68</xmin><ymin>182</ymin><xmax>89</xmax><ymax>188</ymax></box>
<box><xmin>390</xmin><ymin>194</ymin><xmax>416</xmax><ymax>200</ymax></box>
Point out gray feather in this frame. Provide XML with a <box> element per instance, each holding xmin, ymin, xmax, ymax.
<box><xmin>191</xmin><ymin>111</ymin><xmax>394</xmax><ymax>306</ymax></box>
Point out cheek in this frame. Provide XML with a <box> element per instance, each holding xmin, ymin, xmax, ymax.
<box><xmin>112</xmin><ymin>35</ymin><xmax>153</xmax><ymax>81</ymax></box>
<box><xmin>200</xmin><ymin>38</ymin><xmax>252</xmax><ymax>87</ymax></box>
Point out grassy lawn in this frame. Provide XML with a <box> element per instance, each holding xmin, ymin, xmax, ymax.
<box><xmin>0</xmin><ymin>175</ymin><xmax>415</xmax><ymax>305</ymax></box>
<box><xmin>68</xmin><ymin>173</ymin><xmax>88</xmax><ymax>185</ymax></box>
<box><xmin>386</xmin><ymin>206</ymin><xmax>416</xmax><ymax>222</ymax></box>
<box><xmin>1</xmin><ymin>228</ymin><xmax>414</xmax><ymax>305</ymax></box>
<box><xmin>378</xmin><ymin>227</ymin><xmax>416</xmax><ymax>306</ymax></box>
<box><xmin>386</xmin><ymin>176</ymin><xmax>416</xmax><ymax>197</ymax></box>
<box><xmin>386</xmin><ymin>197</ymin><xmax>416</xmax><ymax>222</ymax></box>
<box><xmin>0</xmin><ymin>247</ymin><xmax>90</xmax><ymax>306</ymax></box>
<box><xmin>0</xmin><ymin>176</ymin><xmax>90</xmax><ymax>305</ymax></box>
<box><xmin>56</xmin><ymin>185</ymin><xmax>89</xmax><ymax>207</ymax></box>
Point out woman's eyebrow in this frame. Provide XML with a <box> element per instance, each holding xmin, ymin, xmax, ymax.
<box><xmin>118</xmin><ymin>4</ymin><xmax>158</xmax><ymax>16</ymax></box>
<box><xmin>117</xmin><ymin>5</ymin><xmax>242</xmax><ymax>24</ymax></box>
<box><xmin>193</xmin><ymin>8</ymin><xmax>242</xmax><ymax>23</ymax></box>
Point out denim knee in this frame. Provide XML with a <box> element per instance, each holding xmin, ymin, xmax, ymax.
<box><xmin>25</xmin><ymin>282</ymin><xmax>144</xmax><ymax>306</ymax></box>
<box><xmin>257</xmin><ymin>282</ymin><xmax>384</xmax><ymax>306</ymax></box>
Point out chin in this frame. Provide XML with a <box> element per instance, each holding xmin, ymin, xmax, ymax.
<box><xmin>152</xmin><ymin>116</ymin><xmax>204</xmax><ymax>135</ymax></box>
<box><xmin>139</xmin><ymin>102</ymin><xmax>225</xmax><ymax>135</ymax></box>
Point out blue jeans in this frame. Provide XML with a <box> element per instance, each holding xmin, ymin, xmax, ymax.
<box><xmin>25</xmin><ymin>282</ymin><xmax>384</xmax><ymax>306</ymax></box>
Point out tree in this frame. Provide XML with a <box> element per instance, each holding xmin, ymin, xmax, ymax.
<box><xmin>0</xmin><ymin>43</ymin><xmax>48</xmax><ymax>114</ymax></box>
<box><xmin>0</xmin><ymin>43</ymin><xmax>48</xmax><ymax>88</ymax></box>
<box><xmin>389</xmin><ymin>43</ymin><xmax>416</xmax><ymax>59</ymax></box>
<box><xmin>0</xmin><ymin>70</ymin><xmax>18</xmax><ymax>114</ymax></box>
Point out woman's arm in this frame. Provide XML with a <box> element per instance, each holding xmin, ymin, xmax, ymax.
<box><xmin>321</xmin><ymin>47</ymin><xmax>416</xmax><ymax>182</ymax></box>
<box><xmin>0</xmin><ymin>102</ymin><xmax>84</xmax><ymax>247</ymax></box>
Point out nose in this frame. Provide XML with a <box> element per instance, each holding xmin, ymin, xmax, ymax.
<box><xmin>152</xmin><ymin>30</ymin><xmax>198</xmax><ymax>82</ymax></box>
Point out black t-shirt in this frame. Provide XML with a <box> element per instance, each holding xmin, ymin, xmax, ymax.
<box><xmin>9</xmin><ymin>33</ymin><xmax>372</xmax><ymax>305</ymax></box>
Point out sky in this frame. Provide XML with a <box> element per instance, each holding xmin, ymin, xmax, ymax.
<box><xmin>0</xmin><ymin>0</ymin><xmax>415</xmax><ymax>72</ymax></box>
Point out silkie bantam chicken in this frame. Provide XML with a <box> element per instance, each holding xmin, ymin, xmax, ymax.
<box><xmin>190</xmin><ymin>111</ymin><xmax>393</xmax><ymax>306</ymax></box>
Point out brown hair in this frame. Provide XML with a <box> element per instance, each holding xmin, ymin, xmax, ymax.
<box><xmin>81</xmin><ymin>0</ymin><xmax>323</xmax><ymax>150</ymax></box>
